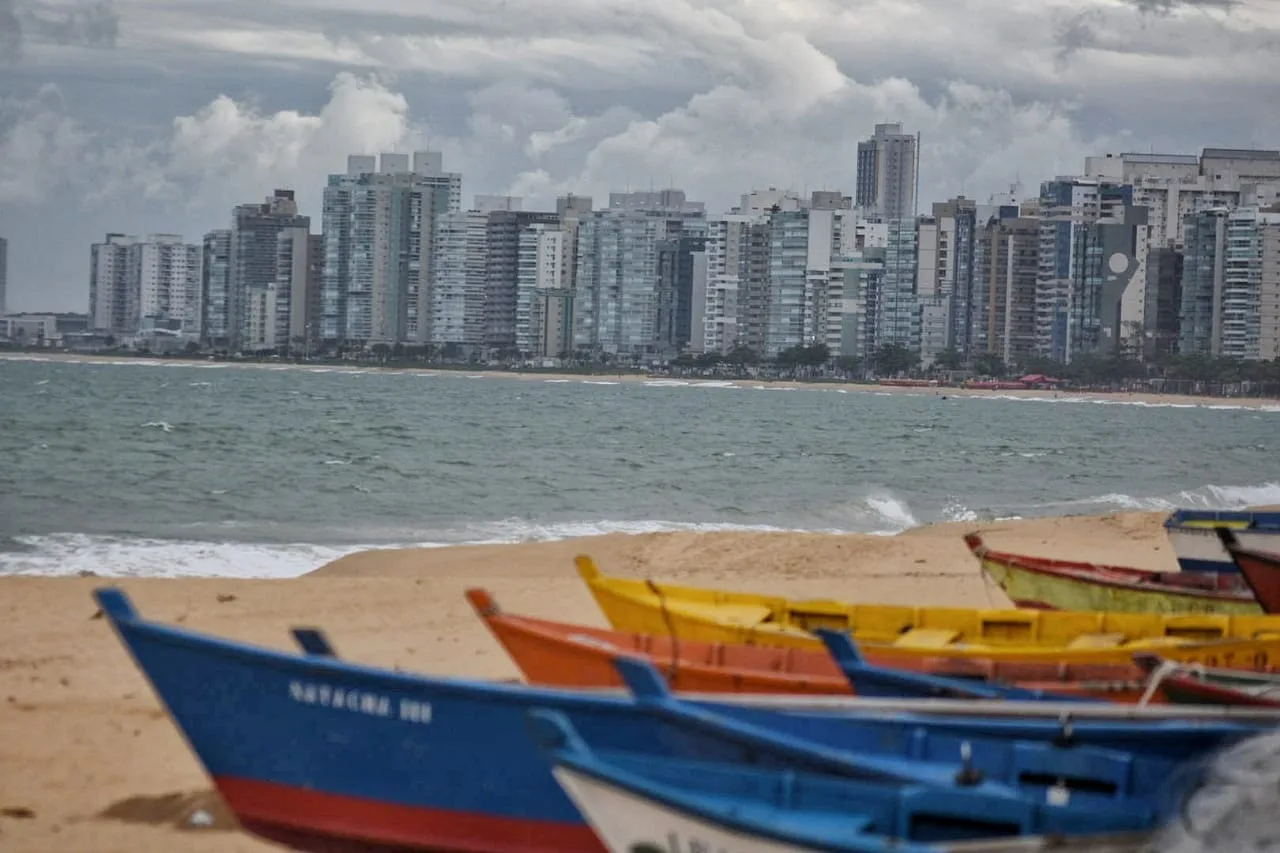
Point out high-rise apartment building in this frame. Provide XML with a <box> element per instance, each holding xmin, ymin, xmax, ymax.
<box><xmin>656</xmin><ymin>233</ymin><xmax>707</xmax><ymax>354</ymax></box>
<box><xmin>90</xmin><ymin>233</ymin><xmax>201</xmax><ymax>337</ymax></box>
<box><xmin>432</xmin><ymin>209</ymin><xmax>490</xmax><ymax>350</ymax></box>
<box><xmin>1261</xmin><ymin>218</ymin><xmax>1280</xmax><ymax>362</ymax></box>
<box><xmin>1071</xmin><ymin>203</ymin><xmax>1150</xmax><ymax>358</ymax></box>
<box><xmin>275</xmin><ymin>228</ymin><xmax>323</xmax><ymax>351</ymax></box>
<box><xmin>201</xmin><ymin>230</ymin><xmax>232</xmax><ymax>347</ymax></box>
<box><xmin>0</xmin><ymin>236</ymin><xmax>7</xmax><ymax>317</ymax></box>
<box><xmin>700</xmin><ymin>215</ymin><xmax>759</xmax><ymax>354</ymax></box>
<box><xmin>1180</xmin><ymin>207</ymin><xmax>1280</xmax><ymax>361</ymax></box>
<box><xmin>976</xmin><ymin>215</ymin><xmax>1041</xmax><ymax>366</ymax></box>
<box><xmin>1034</xmin><ymin>179</ymin><xmax>1139</xmax><ymax>361</ymax></box>
<box><xmin>915</xmin><ymin>198</ymin><xmax>978</xmax><ymax>357</ymax></box>
<box><xmin>879</xmin><ymin>218</ymin><xmax>920</xmax><ymax>351</ymax></box>
<box><xmin>227</xmin><ymin>190</ymin><xmax>310</xmax><ymax>351</ymax></box>
<box><xmin>484</xmin><ymin>210</ymin><xmax>561</xmax><ymax>353</ymax></box>
<box><xmin>762</xmin><ymin>205</ymin><xmax>868</xmax><ymax>358</ymax></box>
<box><xmin>855</xmin><ymin>123</ymin><xmax>918</xmax><ymax>219</ymax></box>
<box><xmin>1144</xmin><ymin>247</ymin><xmax>1183</xmax><ymax>361</ymax></box>
<box><xmin>514</xmin><ymin>223</ymin><xmax>565</xmax><ymax>357</ymax></box>
<box><xmin>321</xmin><ymin>152</ymin><xmax>461</xmax><ymax>345</ymax></box>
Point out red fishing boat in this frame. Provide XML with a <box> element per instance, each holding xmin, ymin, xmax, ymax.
<box><xmin>1220</xmin><ymin>527</ymin><xmax>1280</xmax><ymax>613</ymax></box>
<box><xmin>1134</xmin><ymin>653</ymin><xmax>1280</xmax><ymax>707</ymax></box>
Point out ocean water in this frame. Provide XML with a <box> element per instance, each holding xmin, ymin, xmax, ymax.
<box><xmin>2</xmin><ymin>355</ymin><xmax>1278</xmax><ymax>578</ymax></box>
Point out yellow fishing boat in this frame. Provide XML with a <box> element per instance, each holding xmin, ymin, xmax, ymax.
<box><xmin>574</xmin><ymin>556</ymin><xmax>1280</xmax><ymax>669</ymax></box>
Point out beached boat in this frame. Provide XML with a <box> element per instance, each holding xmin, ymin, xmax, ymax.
<box><xmin>1134</xmin><ymin>654</ymin><xmax>1280</xmax><ymax>708</ymax></box>
<box><xmin>574</xmin><ymin>555</ymin><xmax>1280</xmax><ymax>667</ymax></box>
<box><xmin>1220</xmin><ymin>527</ymin><xmax>1280</xmax><ymax>613</ymax></box>
<box><xmin>466</xmin><ymin>588</ymin><xmax>1153</xmax><ymax>701</ymax></box>
<box><xmin>964</xmin><ymin>533</ymin><xmax>1259</xmax><ymax>614</ymax></box>
<box><xmin>530</xmin><ymin>710</ymin><xmax>1156</xmax><ymax>853</ymax></box>
<box><xmin>95</xmin><ymin>588</ymin><xmax>1279</xmax><ymax>853</ymax></box>
<box><xmin>1163</xmin><ymin>509</ymin><xmax>1280</xmax><ymax>574</ymax></box>
<box><xmin>812</xmin><ymin>630</ymin><xmax>1088</xmax><ymax>702</ymax></box>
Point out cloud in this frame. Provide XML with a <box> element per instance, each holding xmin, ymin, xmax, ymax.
<box><xmin>1</xmin><ymin>0</ymin><xmax>1279</xmax><ymax>312</ymax></box>
<box><xmin>0</xmin><ymin>0</ymin><xmax>119</xmax><ymax>61</ymax></box>
<box><xmin>1053</xmin><ymin>10</ymin><xmax>1103</xmax><ymax>69</ymax></box>
<box><xmin>1123</xmin><ymin>0</ymin><xmax>1239</xmax><ymax>14</ymax></box>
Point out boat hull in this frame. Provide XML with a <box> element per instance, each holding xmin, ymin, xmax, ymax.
<box><xmin>541</xmin><ymin>727</ymin><xmax>1158</xmax><ymax>853</ymax></box>
<box><xmin>1163</xmin><ymin>511</ymin><xmax>1280</xmax><ymax>574</ymax></box>
<box><xmin>1231</xmin><ymin>546</ymin><xmax>1280</xmax><ymax>613</ymax></box>
<box><xmin>575</xmin><ymin>558</ymin><xmax>1280</xmax><ymax>667</ymax></box>
<box><xmin>468</xmin><ymin>590</ymin><xmax>1153</xmax><ymax>702</ymax></box>
<box><xmin>551</xmin><ymin>764</ymin><xmax>824</xmax><ymax>853</ymax></box>
<box><xmin>1156</xmin><ymin>678</ymin><xmax>1280</xmax><ymax>708</ymax></box>
<box><xmin>217</xmin><ymin>777</ymin><xmax>597</xmax><ymax>853</ymax></box>
<box><xmin>973</xmin><ymin>551</ymin><xmax>1260</xmax><ymax>615</ymax></box>
<box><xmin>97</xmin><ymin>590</ymin><xmax>1277</xmax><ymax>853</ymax></box>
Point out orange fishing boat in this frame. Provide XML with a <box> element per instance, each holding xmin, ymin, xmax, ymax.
<box><xmin>465</xmin><ymin>588</ymin><xmax>1156</xmax><ymax>702</ymax></box>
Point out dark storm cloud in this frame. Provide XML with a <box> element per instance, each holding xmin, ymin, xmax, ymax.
<box><xmin>1123</xmin><ymin>0</ymin><xmax>1239</xmax><ymax>14</ymax></box>
<box><xmin>2</xmin><ymin>0</ymin><xmax>1280</xmax><ymax>312</ymax></box>
<box><xmin>0</xmin><ymin>0</ymin><xmax>119</xmax><ymax>61</ymax></box>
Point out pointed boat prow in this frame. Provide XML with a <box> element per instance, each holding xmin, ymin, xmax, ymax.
<box><xmin>93</xmin><ymin>587</ymin><xmax>140</xmax><ymax>624</ymax></box>
<box><xmin>573</xmin><ymin>555</ymin><xmax>602</xmax><ymax>583</ymax></box>
<box><xmin>813</xmin><ymin>627</ymin><xmax>865</xmax><ymax>665</ymax></box>
<box><xmin>525</xmin><ymin>708</ymin><xmax>585</xmax><ymax>755</ymax></box>
<box><xmin>464</xmin><ymin>587</ymin><xmax>501</xmax><ymax>618</ymax></box>
<box><xmin>963</xmin><ymin>532</ymin><xmax>987</xmax><ymax>555</ymax></box>
<box><xmin>612</xmin><ymin>655</ymin><xmax>674</xmax><ymax>703</ymax></box>
<box><xmin>290</xmin><ymin>628</ymin><xmax>337</xmax><ymax>657</ymax></box>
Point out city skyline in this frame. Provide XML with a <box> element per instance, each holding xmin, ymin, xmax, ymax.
<box><xmin>57</xmin><ymin>142</ymin><xmax>1280</xmax><ymax>369</ymax></box>
<box><xmin>3</xmin><ymin>0</ymin><xmax>1280</xmax><ymax>311</ymax></box>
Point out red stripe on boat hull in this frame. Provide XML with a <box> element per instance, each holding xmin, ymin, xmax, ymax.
<box><xmin>213</xmin><ymin>776</ymin><xmax>604</xmax><ymax>853</ymax></box>
<box><xmin>1010</xmin><ymin>599</ymin><xmax>1059</xmax><ymax>610</ymax></box>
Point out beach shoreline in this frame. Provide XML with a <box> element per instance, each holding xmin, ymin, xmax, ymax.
<box><xmin>0</xmin><ymin>508</ymin><xmax>1205</xmax><ymax>852</ymax></box>
<box><xmin>4</xmin><ymin>351</ymin><xmax>1277</xmax><ymax>410</ymax></box>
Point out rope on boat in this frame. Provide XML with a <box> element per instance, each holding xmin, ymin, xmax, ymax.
<box><xmin>1137</xmin><ymin>658</ymin><xmax>1201</xmax><ymax>706</ymax></box>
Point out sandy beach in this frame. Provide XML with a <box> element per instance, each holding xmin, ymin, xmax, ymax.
<box><xmin>0</xmin><ymin>509</ymin><xmax>1193</xmax><ymax>852</ymax></box>
<box><xmin>4</xmin><ymin>351</ymin><xmax>1277</xmax><ymax>410</ymax></box>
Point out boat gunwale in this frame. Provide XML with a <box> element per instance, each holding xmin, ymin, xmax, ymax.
<box><xmin>965</xmin><ymin>534</ymin><xmax>1253</xmax><ymax>604</ymax></box>
<box><xmin>94</xmin><ymin>587</ymin><xmax>1280</xmax><ymax>721</ymax></box>
<box><xmin>470</xmin><ymin>589</ymin><xmax>1156</xmax><ymax>696</ymax></box>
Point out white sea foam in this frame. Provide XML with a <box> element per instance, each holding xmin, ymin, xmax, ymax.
<box><xmin>1019</xmin><ymin>482</ymin><xmax>1280</xmax><ymax>514</ymax></box>
<box><xmin>0</xmin><ymin>520</ymin><xmax>816</xmax><ymax>579</ymax></box>
<box><xmin>0</xmin><ymin>533</ymin><xmax>369</xmax><ymax>579</ymax></box>
<box><xmin>4</xmin><ymin>480</ymin><xmax>1274</xmax><ymax>578</ymax></box>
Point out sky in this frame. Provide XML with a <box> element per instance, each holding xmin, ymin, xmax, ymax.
<box><xmin>1</xmin><ymin>0</ymin><xmax>1279</xmax><ymax>312</ymax></box>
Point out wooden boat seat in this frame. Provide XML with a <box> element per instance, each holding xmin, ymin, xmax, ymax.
<box><xmin>691</xmin><ymin>604</ymin><xmax>774</xmax><ymax>626</ymax></box>
<box><xmin>1065</xmin><ymin>633</ymin><xmax>1127</xmax><ymax>650</ymax></box>
<box><xmin>892</xmin><ymin>629</ymin><xmax>961</xmax><ymax>649</ymax></box>
<box><xmin>1124</xmin><ymin>637</ymin><xmax>1196</xmax><ymax>649</ymax></box>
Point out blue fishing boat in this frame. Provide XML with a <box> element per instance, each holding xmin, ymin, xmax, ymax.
<box><xmin>528</xmin><ymin>710</ymin><xmax>1155</xmax><ymax>853</ymax></box>
<box><xmin>1164</xmin><ymin>509</ymin><xmax>1280</xmax><ymax>573</ymax></box>
<box><xmin>811</xmin><ymin>630</ymin><xmax>1095</xmax><ymax>702</ymax></box>
<box><xmin>95</xmin><ymin>588</ymin><xmax>1268</xmax><ymax>853</ymax></box>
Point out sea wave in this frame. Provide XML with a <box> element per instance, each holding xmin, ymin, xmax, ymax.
<box><xmin>2</xmin><ymin>481</ymin><xmax>1274</xmax><ymax>578</ymax></box>
<box><xmin>1010</xmin><ymin>482</ymin><xmax>1280</xmax><ymax>514</ymax></box>
<box><xmin>0</xmin><ymin>520</ymin><xmax>814</xmax><ymax>579</ymax></box>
